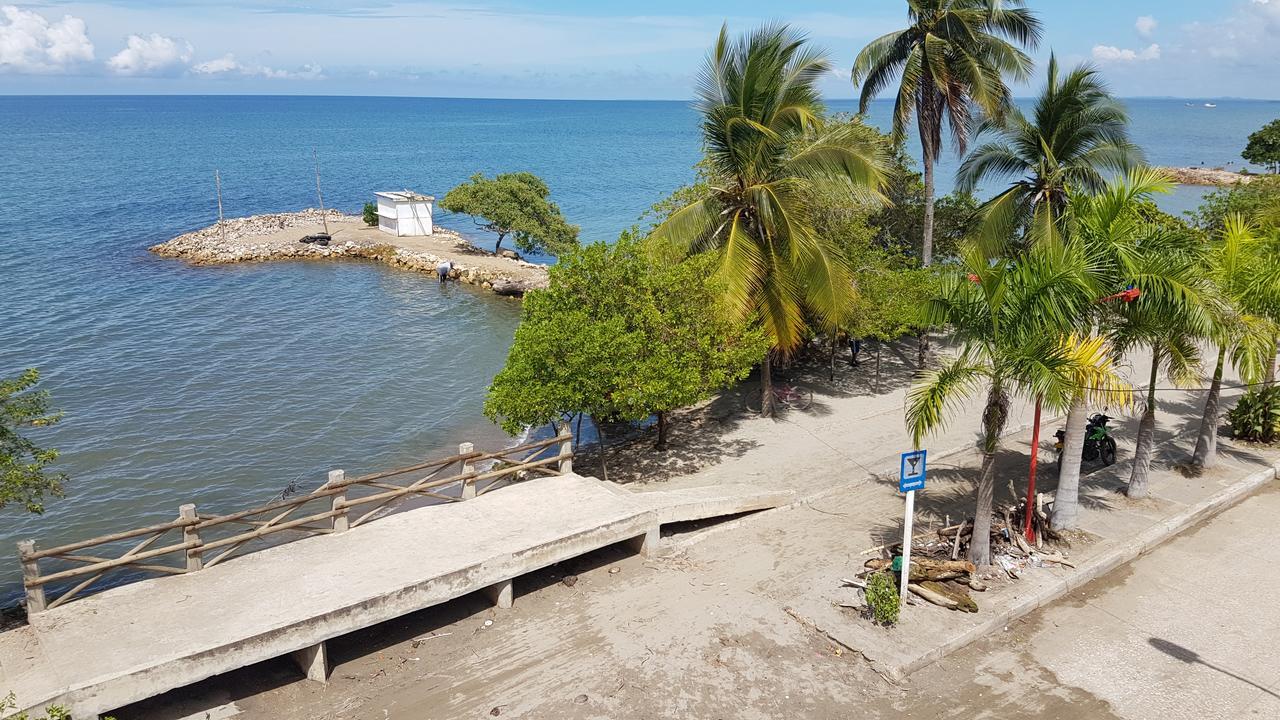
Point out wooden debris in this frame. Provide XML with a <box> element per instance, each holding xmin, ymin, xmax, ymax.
<box><xmin>1035</xmin><ymin>552</ymin><xmax>1076</xmax><ymax>568</ymax></box>
<box><xmin>920</xmin><ymin>581</ymin><xmax>978</xmax><ymax>613</ymax></box>
<box><xmin>864</xmin><ymin>557</ymin><xmax>976</xmax><ymax>583</ymax></box>
<box><xmin>908</xmin><ymin>583</ymin><xmax>958</xmax><ymax>609</ymax></box>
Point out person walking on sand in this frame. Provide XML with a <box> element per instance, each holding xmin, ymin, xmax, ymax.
<box><xmin>437</xmin><ymin>259</ymin><xmax>452</xmax><ymax>284</ymax></box>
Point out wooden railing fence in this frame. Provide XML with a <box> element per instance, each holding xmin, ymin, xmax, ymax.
<box><xmin>18</xmin><ymin>429</ymin><xmax>574</xmax><ymax>615</ymax></box>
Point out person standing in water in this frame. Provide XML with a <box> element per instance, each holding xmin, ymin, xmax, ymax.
<box><xmin>437</xmin><ymin>259</ymin><xmax>452</xmax><ymax>284</ymax></box>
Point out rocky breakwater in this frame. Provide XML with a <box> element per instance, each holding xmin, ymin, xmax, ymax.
<box><xmin>1158</xmin><ymin>166</ymin><xmax>1255</xmax><ymax>187</ymax></box>
<box><xmin>149</xmin><ymin>209</ymin><xmax>550</xmax><ymax>297</ymax></box>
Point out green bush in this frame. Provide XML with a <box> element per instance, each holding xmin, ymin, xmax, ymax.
<box><xmin>362</xmin><ymin>202</ymin><xmax>378</xmax><ymax>227</ymax></box>
<box><xmin>865</xmin><ymin>571</ymin><xmax>900</xmax><ymax>625</ymax></box>
<box><xmin>1228</xmin><ymin>386</ymin><xmax>1280</xmax><ymax>443</ymax></box>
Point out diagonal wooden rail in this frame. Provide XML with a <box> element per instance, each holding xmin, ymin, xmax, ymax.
<box><xmin>18</xmin><ymin>429</ymin><xmax>574</xmax><ymax>614</ymax></box>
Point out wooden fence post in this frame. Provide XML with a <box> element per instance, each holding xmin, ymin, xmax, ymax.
<box><xmin>557</xmin><ymin>422</ymin><xmax>573</xmax><ymax>474</ymax></box>
<box><xmin>18</xmin><ymin>540</ymin><xmax>46</xmax><ymax>614</ymax></box>
<box><xmin>179</xmin><ymin>504</ymin><xmax>203</xmax><ymax>572</ymax></box>
<box><xmin>460</xmin><ymin>442</ymin><xmax>476</xmax><ymax>499</ymax></box>
<box><xmin>329</xmin><ymin>470</ymin><xmax>348</xmax><ymax>532</ymax></box>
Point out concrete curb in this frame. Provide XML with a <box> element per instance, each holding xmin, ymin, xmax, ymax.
<box><xmin>887</xmin><ymin>461</ymin><xmax>1280</xmax><ymax>679</ymax></box>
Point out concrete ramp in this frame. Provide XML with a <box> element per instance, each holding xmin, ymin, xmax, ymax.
<box><xmin>2</xmin><ymin>473</ymin><xmax>790</xmax><ymax>717</ymax></box>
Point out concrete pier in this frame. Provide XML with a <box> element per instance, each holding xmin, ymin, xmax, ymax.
<box><xmin>2</xmin><ymin>473</ymin><xmax>790</xmax><ymax>717</ymax></box>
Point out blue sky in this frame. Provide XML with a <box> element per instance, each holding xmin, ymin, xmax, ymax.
<box><xmin>2</xmin><ymin>1</ymin><xmax>1278</xmax><ymax>99</ymax></box>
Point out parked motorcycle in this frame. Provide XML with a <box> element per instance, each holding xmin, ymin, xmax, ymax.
<box><xmin>1054</xmin><ymin>413</ymin><xmax>1118</xmax><ymax>468</ymax></box>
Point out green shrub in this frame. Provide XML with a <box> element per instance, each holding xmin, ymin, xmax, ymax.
<box><xmin>1228</xmin><ymin>386</ymin><xmax>1280</xmax><ymax>443</ymax></box>
<box><xmin>865</xmin><ymin>571</ymin><xmax>900</xmax><ymax>625</ymax></box>
<box><xmin>362</xmin><ymin>202</ymin><xmax>378</xmax><ymax>227</ymax></box>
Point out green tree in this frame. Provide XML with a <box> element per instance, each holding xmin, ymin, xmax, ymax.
<box><xmin>1191</xmin><ymin>175</ymin><xmax>1280</xmax><ymax>233</ymax></box>
<box><xmin>852</xmin><ymin>0</ymin><xmax>1041</xmax><ymax>266</ymax></box>
<box><xmin>1050</xmin><ymin>170</ymin><xmax>1174</xmax><ymax>529</ymax></box>
<box><xmin>1191</xmin><ymin>216</ymin><xmax>1280</xmax><ymax>470</ymax></box>
<box><xmin>905</xmin><ymin>239</ymin><xmax>1111</xmax><ymax>566</ymax></box>
<box><xmin>846</xmin><ymin>264</ymin><xmax>937</xmax><ymax>390</ymax></box>
<box><xmin>484</xmin><ymin>233</ymin><xmax>767</xmax><ymax>453</ymax></box>
<box><xmin>957</xmin><ymin>56</ymin><xmax>1144</xmax><ymax>249</ymax></box>
<box><xmin>651</xmin><ymin>24</ymin><xmax>890</xmax><ymax>417</ymax></box>
<box><xmin>1106</xmin><ymin>230</ymin><xmax>1216</xmax><ymax>498</ymax></box>
<box><xmin>441</xmin><ymin>172</ymin><xmax>580</xmax><ymax>256</ymax></box>
<box><xmin>1</xmin><ymin>369</ymin><xmax>65</xmax><ymax>514</ymax></box>
<box><xmin>1243</xmin><ymin>118</ymin><xmax>1280</xmax><ymax>173</ymax></box>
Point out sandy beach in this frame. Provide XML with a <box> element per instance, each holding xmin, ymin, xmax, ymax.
<box><xmin>149</xmin><ymin>209</ymin><xmax>551</xmax><ymax>297</ymax></box>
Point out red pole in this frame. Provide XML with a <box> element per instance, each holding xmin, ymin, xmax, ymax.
<box><xmin>1024</xmin><ymin>397</ymin><xmax>1042</xmax><ymax>542</ymax></box>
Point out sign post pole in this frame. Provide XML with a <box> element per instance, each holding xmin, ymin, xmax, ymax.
<box><xmin>898</xmin><ymin>449</ymin><xmax>928</xmax><ymax>605</ymax></box>
<box><xmin>901</xmin><ymin>488</ymin><xmax>915</xmax><ymax>603</ymax></box>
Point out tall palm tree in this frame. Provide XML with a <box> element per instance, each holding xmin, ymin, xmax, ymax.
<box><xmin>1051</xmin><ymin>169</ymin><xmax>1170</xmax><ymax>529</ymax></box>
<box><xmin>1191</xmin><ymin>215</ymin><xmax>1280</xmax><ymax>469</ymax></box>
<box><xmin>652</xmin><ymin>24</ymin><xmax>889</xmax><ymax>417</ymax></box>
<box><xmin>1107</xmin><ymin>233</ymin><xmax>1216</xmax><ymax>499</ymax></box>
<box><xmin>852</xmin><ymin>0</ymin><xmax>1041</xmax><ymax>266</ymax></box>
<box><xmin>905</xmin><ymin>239</ymin><xmax>1119</xmax><ymax>567</ymax></box>
<box><xmin>957</xmin><ymin>56</ymin><xmax>1144</xmax><ymax>250</ymax></box>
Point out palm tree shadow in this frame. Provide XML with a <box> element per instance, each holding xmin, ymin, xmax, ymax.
<box><xmin>1148</xmin><ymin>637</ymin><xmax>1280</xmax><ymax>700</ymax></box>
<box><xmin>784</xmin><ymin>338</ymin><xmax>924</xmax><ymax>399</ymax></box>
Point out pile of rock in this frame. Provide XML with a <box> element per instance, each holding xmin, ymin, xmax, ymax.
<box><xmin>149</xmin><ymin>210</ymin><xmax>550</xmax><ymax>297</ymax></box>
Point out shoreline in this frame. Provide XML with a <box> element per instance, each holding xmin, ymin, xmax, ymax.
<box><xmin>1157</xmin><ymin>166</ymin><xmax>1257</xmax><ymax>186</ymax></box>
<box><xmin>149</xmin><ymin>209</ymin><xmax>551</xmax><ymax>297</ymax></box>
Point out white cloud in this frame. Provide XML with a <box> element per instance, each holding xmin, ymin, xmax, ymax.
<box><xmin>192</xmin><ymin>53</ymin><xmax>324</xmax><ymax>80</ymax></box>
<box><xmin>1135</xmin><ymin>15</ymin><xmax>1158</xmax><ymax>38</ymax></box>
<box><xmin>107</xmin><ymin>33</ymin><xmax>193</xmax><ymax>75</ymax></box>
<box><xmin>0</xmin><ymin>5</ymin><xmax>94</xmax><ymax>74</ymax></box>
<box><xmin>192</xmin><ymin>54</ymin><xmax>238</xmax><ymax>75</ymax></box>
<box><xmin>1092</xmin><ymin>43</ymin><xmax>1161</xmax><ymax>63</ymax></box>
<box><xmin>1184</xmin><ymin>0</ymin><xmax>1280</xmax><ymax>62</ymax></box>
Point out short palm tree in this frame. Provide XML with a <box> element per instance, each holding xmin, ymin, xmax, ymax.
<box><xmin>653</xmin><ymin>24</ymin><xmax>889</xmax><ymax>416</ymax></box>
<box><xmin>906</xmin><ymin>239</ymin><xmax>1118</xmax><ymax>567</ymax></box>
<box><xmin>957</xmin><ymin>56</ymin><xmax>1144</xmax><ymax>249</ymax></box>
<box><xmin>1191</xmin><ymin>215</ymin><xmax>1280</xmax><ymax>469</ymax></box>
<box><xmin>852</xmin><ymin>0</ymin><xmax>1041</xmax><ymax>266</ymax></box>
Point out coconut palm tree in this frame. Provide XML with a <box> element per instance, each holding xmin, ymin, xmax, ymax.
<box><xmin>957</xmin><ymin>56</ymin><xmax>1144</xmax><ymax>250</ymax></box>
<box><xmin>652</xmin><ymin>24</ymin><xmax>889</xmax><ymax>417</ymax></box>
<box><xmin>905</xmin><ymin>239</ymin><xmax>1120</xmax><ymax>567</ymax></box>
<box><xmin>1190</xmin><ymin>215</ymin><xmax>1280</xmax><ymax>469</ymax></box>
<box><xmin>852</xmin><ymin>0</ymin><xmax>1041</xmax><ymax>266</ymax></box>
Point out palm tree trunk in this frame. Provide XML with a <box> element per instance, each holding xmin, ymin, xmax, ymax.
<box><xmin>1127</xmin><ymin>352</ymin><xmax>1161</xmax><ymax>499</ymax></box>
<box><xmin>1051</xmin><ymin>397</ymin><xmax>1087</xmax><ymax>530</ymax></box>
<box><xmin>1191</xmin><ymin>347</ymin><xmax>1226</xmax><ymax>469</ymax></box>
<box><xmin>969</xmin><ymin>384</ymin><xmax>1009</xmax><ymax>568</ymax></box>
<box><xmin>921</xmin><ymin>152</ymin><xmax>936</xmax><ymax>267</ymax></box>
<box><xmin>760</xmin><ymin>352</ymin><xmax>776</xmax><ymax>418</ymax></box>
<box><xmin>1268</xmin><ymin>334</ymin><xmax>1278</xmax><ymax>385</ymax></box>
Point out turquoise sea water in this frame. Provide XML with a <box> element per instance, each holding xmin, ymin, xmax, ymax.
<box><xmin>1</xmin><ymin>95</ymin><xmax>1276</xmax><ymax>600</ymax></box>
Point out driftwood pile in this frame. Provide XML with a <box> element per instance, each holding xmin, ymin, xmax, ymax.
<box><xmin>856</xmin><ymin>492</ymin><xmax>1076</xmax><ymax>613</ymax></box>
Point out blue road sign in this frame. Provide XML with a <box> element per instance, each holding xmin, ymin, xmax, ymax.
<box><xmin>899</xmin><ymin>450</ymin><xmax>927</xmax><ymax>492</ymax></box>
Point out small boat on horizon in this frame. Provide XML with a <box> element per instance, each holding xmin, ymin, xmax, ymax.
<box><xmin>1204</xmin><ymin>103</ymin><xmax>1218</xmax><ymax>108</ymax></box>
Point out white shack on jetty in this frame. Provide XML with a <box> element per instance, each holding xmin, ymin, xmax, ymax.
<box><xmin>375</xmin><ymin>190</ymin><xmax>434</xmax><ymax>237</ymax></box>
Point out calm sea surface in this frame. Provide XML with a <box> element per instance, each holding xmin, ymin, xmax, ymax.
<box><xmin>0</xmin><ymin>95</ymin><xmax>1276</xmax><ymax>599</ymax></box>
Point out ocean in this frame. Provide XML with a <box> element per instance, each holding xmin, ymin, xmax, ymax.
<box><xmin>1</xmin><ymin>95</ymin><xmax>1276</xmax><ymax>601</ymax></box>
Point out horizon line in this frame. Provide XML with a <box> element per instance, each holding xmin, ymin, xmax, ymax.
<box><xmin>2</xmin><ymin>93</ymin><xmax>1278</xmax><ymax>103</ymax></box>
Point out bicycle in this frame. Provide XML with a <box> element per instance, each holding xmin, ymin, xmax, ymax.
<box><xmin>745</xmin><ymin>382</ymin><xmax>814</xmax><ymax>413</ymax></box>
